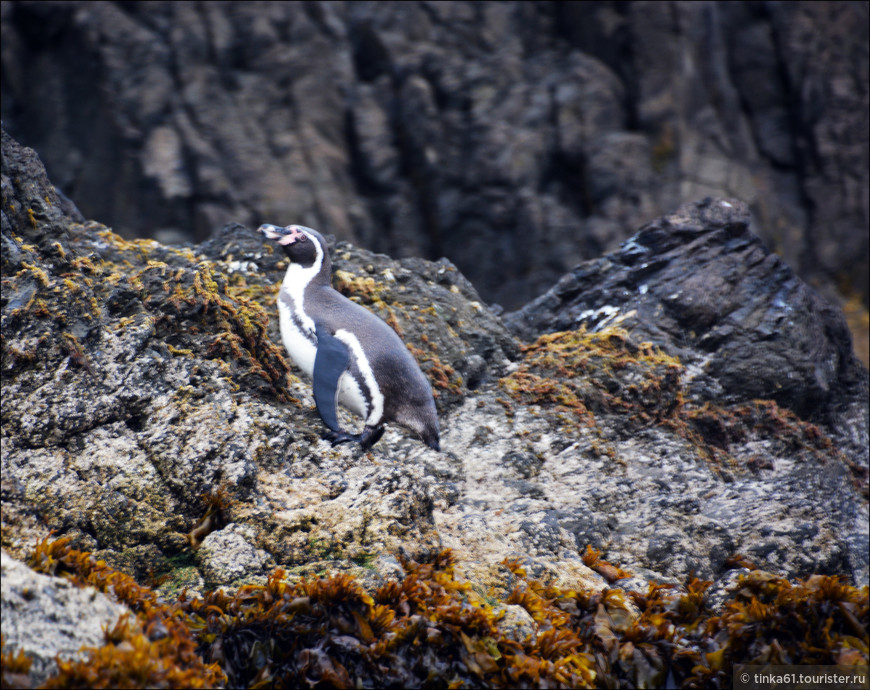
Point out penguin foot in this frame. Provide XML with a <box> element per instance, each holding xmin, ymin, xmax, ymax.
<box><xmin>359</xmin><ymin>425</ymin><xmax>385</xmax><ymax>450</ymax></box>
<box><xmin>322</xmin><ymin>429</ymin><xmax>359</xmax><ymax>446</ymax></box>
<box><xmin>321</xmin><ymin>425</ymin><xmax>385</xmax><ymax>450</ymax></box>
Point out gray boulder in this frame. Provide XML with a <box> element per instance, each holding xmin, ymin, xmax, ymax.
<box><xmin>1</xmin><ymin>551</ymin><xmax>134</xmax><ymax>686</ymax></box>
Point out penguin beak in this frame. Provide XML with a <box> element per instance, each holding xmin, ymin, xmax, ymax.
<box><xmin>258</xmin><ymin>224</ymin><xmax>309</xmax><ymax>246</ymax></box>
<box><xmin>258</xmin><ymin>223</ymin><xmax>284</xmax><ymax>239</ymax></box>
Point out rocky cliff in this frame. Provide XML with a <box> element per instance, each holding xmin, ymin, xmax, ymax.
<box><xmin>2</xmin><ymin>127</ymin><xmax>868</xmax><ymax>686</ymax></box>
<box><xmin>2</xmin><ymin>1</ymin><xmax>867</xmax><ymax>319</ymax></box>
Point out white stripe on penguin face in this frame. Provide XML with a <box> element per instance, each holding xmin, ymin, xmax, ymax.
<box><xmin>280</xmin><ymin>228</ymin><xmax>323</xmax><ymax>338</ymax></box>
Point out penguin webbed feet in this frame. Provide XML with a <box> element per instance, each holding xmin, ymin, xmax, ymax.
<box><xmin>321</xmin><ymin>429</ymin><xmax>357</xmax><ymax>446</ymax></box>
<box><xmin>322</xmin><ymin>425</ymin><xmax>385</xmax><ymax>450</ymax></box>
<box><xmin>360</xmin><ymin>425</ymin><xmax>385</xmax><ymax>450</ymax></box>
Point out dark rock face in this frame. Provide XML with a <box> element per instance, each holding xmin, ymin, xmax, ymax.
<box><xmin>1</xmin><ymin>1</ymin><xmax>867</xmax><ymax>311</ymax></box>
<box><xmin>505</xmin><ymin>199</ymin><xmax>868</xmax><ymax>433</ymax></box>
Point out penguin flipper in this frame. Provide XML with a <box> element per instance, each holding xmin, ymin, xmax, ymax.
<box><xmin>313</xmin><ymin>325</ymin><xmax>351</xmax><ymax>432</ymax></box>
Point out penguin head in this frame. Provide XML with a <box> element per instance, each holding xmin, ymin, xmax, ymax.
<box><xmin>258</xmin><ymin>224</ymin><xmax>325</xmax><ymax>268</ymax></box>
<box><xmin>400</xmin><ymin>408</ymin><xmax>441</xmax><ymax>452</ymax></box>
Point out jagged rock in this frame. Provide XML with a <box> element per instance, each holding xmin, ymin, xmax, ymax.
<box><xmin>0</xmin><ymin>551</ymin><xmax>134</xmax><ymax>686</ymax></box>
<box><xmin>0</xmin><ymin>126</ymin><xmax>509</xmax><ymax>587</ymax></box>
<box><xmin>2</xmin><ymin>124</ymin><xmax>868</xmax><ymax>658</ymax></box>
<box><xmin>1</xmin><ymin>1</ymin><xmax>866</xmax><ymax>312</ymax></box>
<box><xmin>504</xmin><ymin>197</ymin><xmax>869</xmax><ymax>460</ymax></box>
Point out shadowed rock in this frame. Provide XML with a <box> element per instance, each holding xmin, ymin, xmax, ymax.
<box><xmin>2</xmin><ymin>1</ymin><xmax>867</xmax><ymax>311</ymax></box>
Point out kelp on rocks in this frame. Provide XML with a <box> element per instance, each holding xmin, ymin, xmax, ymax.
<box><xmin>2</xmin><ymin>538</ymin><xmax>867</xmax><ymax>689</ymax></box>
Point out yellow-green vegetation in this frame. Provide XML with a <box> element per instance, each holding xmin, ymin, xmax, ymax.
<box><xmin>2</xmin><ymin>538</ymin><xmax>866</xmax><ymax>689</ymax></box>
<box><xmin>334</xmin><ymin>268</ymin><xmax>408</xmax><ymax>338</ymax></box>
<box><xmin>500</xmin><ymin>327</ymin><xmax>867</xmax><ymax>494</ymax></box>
<box><xmin>5</xmin><ymin>536</ymin><xmax>226</xmax><ymax>688</ymax></box>
<box><xmin>0</xmin><ymin>636</ymin><xmax>32</xmax><ymax>688</ymax></box>
<box><xmin>19</xmin><ymin>261</ymin><xmax>52</xmax><ymax>287</ymax></box>
<box><xmin>5</xmin><ymin>221</ymin><xmax>296</xmax><ymax>404</ymax></box>
<box><xmin>683</xmin><ymin>399</ymin><xmax>868</xmax><ymax>494</ymax></box>
<box><xmin>333</xmin><ymin>269</ymin><xmax>392</xmax><ymax>305</ymax></box>
<box><xmin>407</xmin><ymin>341</ymin><xmax>464</xmax><ymax>399</ymax></box>
<box><xmin>500</xmin><ymin>326</ymin><xmax>683</xmax><ymax>424</ymax></box>
<box><xmin>5</xmin><ymin>249</ymin><xmax>102</xmax><ymax>342</ymax></box>
<box><xmin>168</xmin><ymin>261</ymin><xmax>293</xmax><ymax>398</ymax></box>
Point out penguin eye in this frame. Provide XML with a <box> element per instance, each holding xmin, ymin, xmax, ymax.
<box><xmin>285</xmin><ymin>226</ymin><xmax>307</xmax><ymax>243</ymax></box>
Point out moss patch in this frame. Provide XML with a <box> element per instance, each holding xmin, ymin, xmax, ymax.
<box><xmin>499</xmin><ymin>327</ymin><xmax>867</xmax><ymax>494</ymax></box>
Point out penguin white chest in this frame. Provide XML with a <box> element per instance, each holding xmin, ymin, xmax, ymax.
<box><xmin>276</xmin><ymin>296</ymin><xmax>316</xmax><ymax>377</ymax></box>
<box><xmin>277</xmin><ymin>264</ymin><xmax>320</xmax><ymax>377</ymax></box>
<box><xmin>276</xmin><ymin>277</ymin><xmax>375</xmax><ymax>424</ymax></box>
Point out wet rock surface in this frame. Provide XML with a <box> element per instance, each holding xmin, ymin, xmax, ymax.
<box><xmin>2</xmin><ymin>128</ymin><xmax>868</xmax><ymax>681</ymax></box>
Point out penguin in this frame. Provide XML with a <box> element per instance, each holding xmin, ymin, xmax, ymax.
<box><xmin>259</xmin><ymin>223</ymin><xmax>440</xmax><ymax>451</ymax></box>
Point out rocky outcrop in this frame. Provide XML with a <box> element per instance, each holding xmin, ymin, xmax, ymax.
<box><xmin>1</xmin><ymin>1</ymin><xmax>867</xmax><ymax>313</ymax></box>
<box><xmin>2</xmin><ymin>129</ymin><xmax>868</xmax><ymax>683</ymax></box>
<box><xmin>505</xmin><ymin>198</ymin><xmax>869</xmax><ymax>441</ymax></box>
<box><xmin>1</xmin><ymin>124</ymin><xmax>514</xmax><ymax>582</ymax></box>
<box><xmin>1</xmin><ymin>552</ymin><xmax>135</xmax><ymax>686</ymax></box>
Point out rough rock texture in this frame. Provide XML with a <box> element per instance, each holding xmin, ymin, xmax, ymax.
<box><xmin>505</xmin><ymin>198</ymin><xmax>869</xmax><ymax>439</ymax></box>
<box><xmin>1</xmin><ymin>1</ymin><xmax>867</xmax><ymax>314</ymax></box>
<box><xmin>0</xmin><ymin>551</ymin><xmax>135</xmax><ymax>685</ymax></box>
<box><xmin>502</xmin><ymin>196</ymin><xmax>869</xmax><ymax>583</ymax></box>
<box><xmin>2</xmin><ymin>129</ymin><xmax>868</xmax><ymax>683</ymax></box>
<box><xmin>1</xmin><ymin>124</ymin><xmax>513</xmax><ymax>575</ymax></box>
